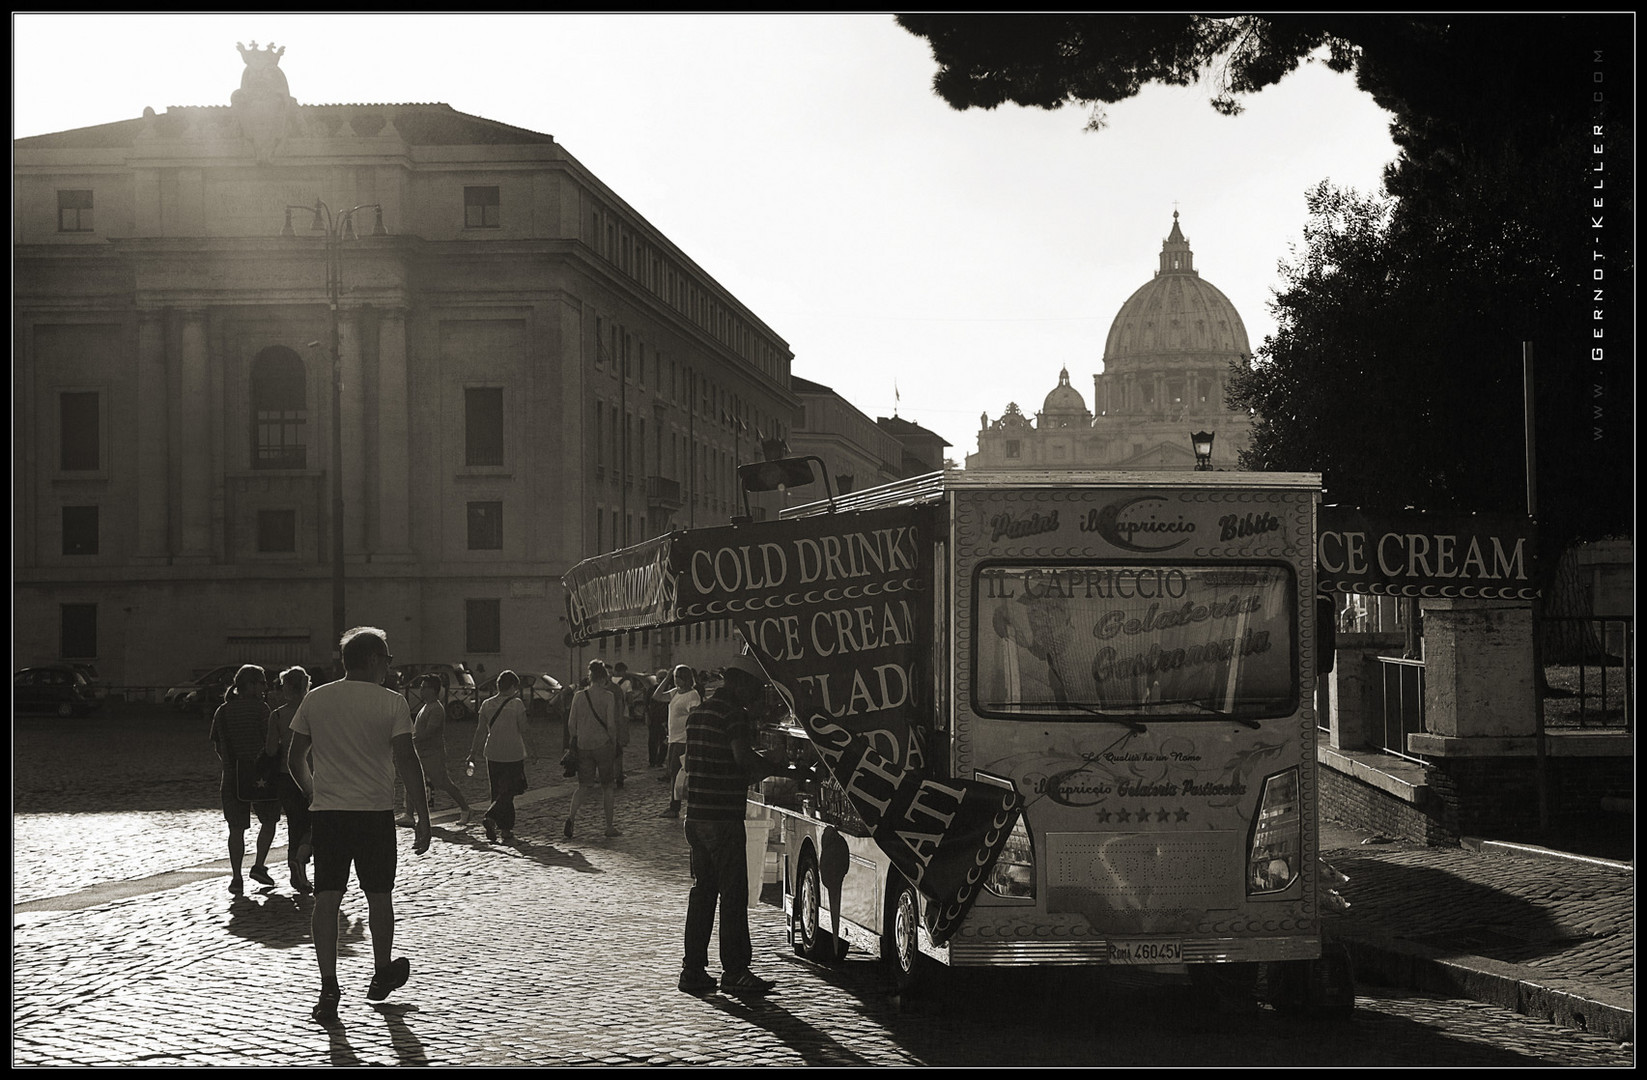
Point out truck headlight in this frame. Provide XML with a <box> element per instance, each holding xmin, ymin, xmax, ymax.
<box><xmin>1247</xmin><ymin>767</ymin><xmax>1301</xmax><ymax>895</ymax></box>
<box><xmin>984</xmin><ymin>816</ymin><xmax>1036</xmax><ymax>899</ymax></box>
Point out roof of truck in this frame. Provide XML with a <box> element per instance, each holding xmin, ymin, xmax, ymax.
<box><xmin>781</xmin><ymin>468</ymin><xmax>1321</xmax><ymax>518</ymax></box>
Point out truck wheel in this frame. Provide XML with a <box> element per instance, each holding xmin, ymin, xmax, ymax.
<box><xmin>793</xmin><ymin>854</ymin><xmax>847</xmax><ymax>963</ymax></box>
<box><xmin>882</xmin><ymin>876</ymin><xmax>932</xmax><ymax>995</ymax></box>
<box><xmin>1307</xmin><ymin>942</ymin><xmax>1356</xmax><ymax>1021</ymax></box>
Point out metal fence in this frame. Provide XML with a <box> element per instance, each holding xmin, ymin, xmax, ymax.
<box><xmin>1542</xmin><ymin>616</ymin><xmax>1633</xmax><ymax>733</ymax></box>
<box><xmin>1376</xmin><ymin>655</ymin><xmax>1428</xmax><ymax>763</ymax></box>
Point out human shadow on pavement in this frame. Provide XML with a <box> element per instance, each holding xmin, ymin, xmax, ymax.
<box><xmin>226</xmin><ymin>890</ymin><xmax>314</xmax><ymax>950</ymax></box>
<box><xmin>321</xmin><ymin>1024</ymin><xmax>364</xmax><ymax>1066</ymax></box>
<box><xmin>370</xmin><ymin>1002</ymin><xmax>430</xmax><ymax>1066</ymax></box>
<box><xmin>703</xmin><ymin>991</ymin><xmax>879</xmax><ymax>1067</ymax></box>
<box><xmin>437</xmin><ymin>827</ymin><xmax>606</xmax><ymax>874</ymax></box>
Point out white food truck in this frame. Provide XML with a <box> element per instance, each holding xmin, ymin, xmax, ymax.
<box><xmin>563</xmin><ymin>466</ymin><xmax>1351</xmax><ymax>1013</ymax></box>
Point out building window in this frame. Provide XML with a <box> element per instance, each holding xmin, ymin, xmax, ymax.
<box><xmin>466</xmin><ymin>598</ymin><xmax>501</xmax><ymax>653</ymax></box>
<box><xmin>59</xmin><ymin>391</ymin><xmax>100</xmax><ymax>471</ymax></box>
<box><xmin>57</xmin><ymin>189</ymin><xmax>93</xmax><ymax>232</ymax></box>
<box><xmin>467</xmin><ymin>501</ymin><xmax>503</xmax><ymax>550</ymax></box>
<box><xmin>464</xmin><ymin>186</ymin><xmax>500</xmax><ymax>229</ymax></box>
<box><xmin>62</xmin><ymin>506</ymin><xmax>98</xmax><ymax>556</ymax></box>
<box><xmin>251</xmin><ymin>347</ymin><xmax>307</xmax><ymax>469</ymax></box>
<box><xmin>465</xmin><ymin>388</ymin><xmax>504</xmax><ymax>466</ymax></box>
<box><xmin>257</xmin><ymin>509</ymin><xmax>297</xmax><ymax>553</ymax></box>
<box><xmin>61</xmin><ymin>603</ymin><xmax>97</xmax><ymax>659</ymax></box>
<box><xmin>1005</xmin><ymin>439</ymin><xmax>1021</xmax><ymax>459</ymax></box>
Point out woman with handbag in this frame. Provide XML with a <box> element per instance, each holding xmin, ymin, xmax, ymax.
<box><xmin>209</xmin><ymin>664</ymin><xmax>281</xmax><ymax>895</ymax></box>
<box><xmin>564</xmin><ymin>658</ymin><xmax>625</xmax><ymax>840</ymax></box>
<box><xmin>467</xmin><ymin>670</ymin><xmax>528</xmax><ymax>844</ymax></box>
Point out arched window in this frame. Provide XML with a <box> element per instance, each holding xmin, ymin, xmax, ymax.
<box><xmin>251</xmin><ymin>346</ymin><xmax>307</xmax><ymax>469</ymax></box>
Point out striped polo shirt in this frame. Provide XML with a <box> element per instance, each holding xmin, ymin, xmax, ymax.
<box><xmin>211</xmin><ymin>696</ymin><xmax>270</xmax><ymax>761</ymax></box>
<box><xmin>683</xmin><ymin>692</ymin><xmax>753</xmax><ymax>822</ymax></box>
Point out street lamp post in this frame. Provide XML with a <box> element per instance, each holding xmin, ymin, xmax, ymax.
<box><xmin>1191</xmin><ymin>430</ymin><xmax>1216</xmax><ymax>471</ymax></box>
<box><xmin>282</xmin><ymin>199</ymin><xmax>385</xmax><ymax>659</ymax></box>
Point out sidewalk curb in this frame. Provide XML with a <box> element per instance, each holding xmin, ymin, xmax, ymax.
<box><xmin>1460</xmin><ymin>837</ymin><xmax>1634</xmax><ymax>874</ymax></box>
<box><xmin>1338</xmin><ymin>928</ymin><xmax>1635</xmax><ymax>1043</ymax></box>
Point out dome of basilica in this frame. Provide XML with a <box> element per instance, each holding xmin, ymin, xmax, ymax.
<box><xmin>1102</xmin><ymin>212</ymin><xmax>1250</xmax><ymax>369</ymax></box>
<box><xmin>1040</xmin><ymin>367</ymin><xmax>1089</xmax><ymax>417</ymax></box>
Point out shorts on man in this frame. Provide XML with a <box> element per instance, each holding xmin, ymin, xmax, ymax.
<box><xmin>310</xmin><ymin>810</ymin><xmax>398</xmax><ymax>894</ymax></box>
<box><xmin>576</xmin><ymin>745</ymin><xmax>617</xmax><ymax>788</ymax></box>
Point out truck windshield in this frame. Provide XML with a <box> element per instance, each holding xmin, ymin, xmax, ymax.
<box><xmin>973</xmin><ymin>563</ymin><xmax>1297</xmax><ymax>721</ymax></box>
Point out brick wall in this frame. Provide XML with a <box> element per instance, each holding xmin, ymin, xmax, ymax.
<box><xmin>1318</xmin><ymin>766</ymin><xmax>1453</xmax><ymax>846</ymax></box>
<box><xmin>1425</xmin><ymin>755</ymin><xmax>1634</xmax><ymax>840</ymax></box>
<box><xmin>1320</xmin><ymin>755</ymin><xmax>1632</xmax><ymax>847</ymax></box>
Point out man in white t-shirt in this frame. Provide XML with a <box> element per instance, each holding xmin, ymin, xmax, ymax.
<box><xmin>289</xmin><ymin>626</ymin><xmax>430</xmax><ymax>1026</ymax></box>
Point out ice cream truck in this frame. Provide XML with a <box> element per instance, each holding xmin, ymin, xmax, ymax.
<box><xmin>562</xmin><ymin>466</ymin><xmax>1352</xmax><ymax>1013</ymax></box>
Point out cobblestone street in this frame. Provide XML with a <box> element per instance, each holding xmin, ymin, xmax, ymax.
<box><xmin>12</xmin><ymin>711</ymin><xmax>1635</xmax><ymax>1067</ymax></box>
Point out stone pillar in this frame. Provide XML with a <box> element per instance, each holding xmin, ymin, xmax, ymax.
<box><xmin>1417</xmin><ymin>599</ymin><xmax>1536</xmax><ymax>739</ymax></box>
<box><xmin>339</xmin><ymin>310</ymin><xmax>366</xmax><ymax>555</ymax></box>
<box><xmin>134</xmin><ymin>308</ymin><xmax>170</xmax><ymax>561</ymax></box>
<box><xmin>177</xmin><ymin>309</ymin><xmax>212</xmax><ymax>560</ymax></box>
<box><xmin>375</xmin><ymin>308</ymin><xmax>411</xmax><ymax>556</ymax></box>
<box><xmin>1326</xmin><ymin>632</ymin><xmax>1405</xmax><ymax>750</ymax></box>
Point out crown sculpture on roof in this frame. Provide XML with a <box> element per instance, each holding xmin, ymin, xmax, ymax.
<box><xmin>231</xmin><ymin>41</ymin><xmax>296</xmax><ymax>165</ymax></box>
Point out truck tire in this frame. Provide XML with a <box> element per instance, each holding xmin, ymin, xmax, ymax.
<box><xmin>882</xmin><ymin>875</ymin><xmax>933</xmax><ymax>996</ymax></box>
<box><xmin>793</xmin><ymin>853</ymin><xmax>847</xmax><ymax>963</ymax></box>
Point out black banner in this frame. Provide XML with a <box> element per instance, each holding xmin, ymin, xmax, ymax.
<box><xmin>668</xmin><ymin>506</ymin><xmax>1023</xmax><ymax>944</ymax></box>
<box><xmin>1317</xmin><ymin>506</ymin><xmax>1537</xmax><ymax>599</ymax></box>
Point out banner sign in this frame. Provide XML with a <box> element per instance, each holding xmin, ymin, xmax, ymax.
<box><xmin>1317</xmin><ymin>506</ymin><xmax>1537</xmax><ymax>599</ymax></box>
<box><xmin>561</xmin><ymin>506</ymin><xmax>1024</xmax><ymax>943</ymax></box>
<box><xmin>563</xmin><ymin>535</ymin><xmax>677</xmax><ymax>641</ymax></box>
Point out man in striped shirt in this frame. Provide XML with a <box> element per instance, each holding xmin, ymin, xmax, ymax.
<box><xmin>678</xmin><ymin>653</ymin><xmax>782</xmax><ymax>996</ymax></box>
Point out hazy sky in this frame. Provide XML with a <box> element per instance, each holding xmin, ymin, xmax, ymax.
<box><xmin>13</xmin><ymin>13</ymin><xmax>1399</xmax><ymax>461</ymax></box>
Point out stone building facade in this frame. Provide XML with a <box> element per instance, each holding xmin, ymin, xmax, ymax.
<box><xmin>13</xmin><ymin>45</ymin><xmax>799</xmax><ymax>686</ymax></box>
<box><xmin>969</xmin><ymin>212</ymin><xmax>1253</xmax><ymax>471</ymax></box>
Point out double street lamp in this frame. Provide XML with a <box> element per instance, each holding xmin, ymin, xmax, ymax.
<box><xmin>281</xmin><ymin>199</ymin><xmax>386</xmax><ymax>659</ymax></box>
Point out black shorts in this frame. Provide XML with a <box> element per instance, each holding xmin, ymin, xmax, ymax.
<box><xmin>310</xmin><ymin>810</ymin><xmax>397</xmax><ymax>895</ymax></box>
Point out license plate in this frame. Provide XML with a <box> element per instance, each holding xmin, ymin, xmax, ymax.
<box><xmin>1106</xmin><ymin>939</ymin><xmax>1183</xmax><ymax>965</ymax></box>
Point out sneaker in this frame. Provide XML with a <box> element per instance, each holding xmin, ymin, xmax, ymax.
<box><xmin>563</xmin><ymin>819</ymin><xmax>574</xmax><ymax>840</ymax></box>
<box><xmin>249</xmin><ymin>864</ymin><xmax>276</xmax><ymax>887</ymax></box>
<box><xmin>501</xmin><ymin>831</ymin><xmax>515</xmax><ymax>844</ymax></box>
<box><xmin>482</xmin><ymin>817</ymin><xmax>498</xmax><ymax>843</ymax></box>
<box><xmin>395</xmin><ymin>813</ymin><xmax>414</xmax><ymax>827</ymax></box>
<box><xmin>366</xmin><ymin>957</ymin><xmax>410</xmax><ymax>1002</ymax></box>
<box><xmin>458</xmin><ymin>809</ymin><xmax>474</xmax><ymax>826</ymax></box>
<box><xmin>604</xmin><ymin>826</ymin><xmax>624</xmax><ymax>838</ymax></box>
<box><xmin>229</xmin><ymin>876</ymin><xmax>244</xmax><ymax>896</ymax></box>
<box><xmin>720</xmin><ymin>969</ymin><xmax>776</xmax><ymax>995</ymax></box>
<box><xmin>678</xmin><ymin>968</ymin><xmax>718</xmax><ymax>995</ymax></box>
<box><xmin>311</xmin><ymin>986</ymin><xmax>341</xmax><ymax>1025</ymax></box>
<box><xmin>289</xmin><ymin>868</ymin><xmax>314</xmax><ymax>895</ymax></box>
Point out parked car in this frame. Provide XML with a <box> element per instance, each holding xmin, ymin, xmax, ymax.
<box><xmin>475</xmin><ymin>672</ymin><xmax>563</xmax><ymax>719</ymax></box>
<box><xmin>14</xmin><ymin>665</ymin><xmax>102</xmax><ymax>717</ymax></box>
<box><xmin>68</xmin><ymin>663</ymin><xmax>112</xmax><ymax>703</ymax></box>
<box><xmin>164</xmin><ymin>665</ymin><xmax>240</xmax><ymax>710</ymax></box>
<box><xmin>389</xmin><ymin>663</ymin><xmax>479</xmax><ymax>722</ymax></box>
<box><xmin>166</xmin><ymin>662</ymin><xmax>328</xmax><ymax>712</ymax></box>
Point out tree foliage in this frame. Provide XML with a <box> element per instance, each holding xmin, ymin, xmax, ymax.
<box><xmin>899</xmin><ymin>14</ymin><xmax>1635</xmax><ymax>566</ymax></box>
